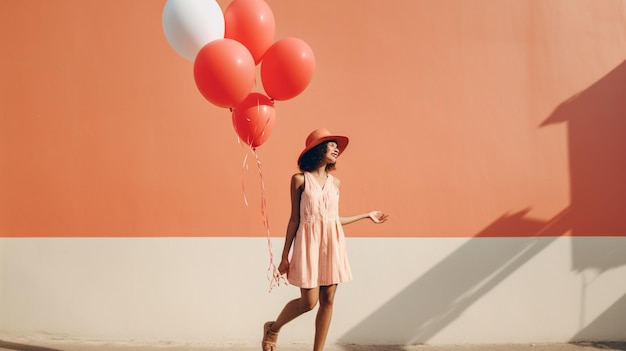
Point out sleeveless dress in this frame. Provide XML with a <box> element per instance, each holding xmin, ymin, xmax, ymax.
<box><xmin>287</xmin><ymin>172</ymin><xmax>353</xmax><ymax>288</ymax></box>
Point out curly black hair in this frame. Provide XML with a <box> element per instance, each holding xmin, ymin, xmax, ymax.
<box><xmin>298</xmin><ymin>140</ymin><xmax>337</xmax><ymax>172</ymax></box>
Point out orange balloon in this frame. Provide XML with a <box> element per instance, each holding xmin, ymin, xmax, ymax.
<box><xmin>232</xmin><ymin>93</ymin><xmax>276</xmax><ymax>148</ymax></box>
<box><xmin>224</xmin><ymin>0</ymin><xmax>275</xmax><ymax>65</ymax></box>
<box><xmin>193</xmin><ymin>38</ymin><xmax>255</xmax><ymax>108</ymax></box>
<box><xmin>261</xmin><ymin>37</ymin><xmax>315</xmax><ymax>101</ymax></box>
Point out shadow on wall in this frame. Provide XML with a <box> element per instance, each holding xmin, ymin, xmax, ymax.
<box><xmin>338</xmin><ymin>60</ymin><xmax>626</xmax><ymax>346</ymax></box>
<box><xmin>572</xmin><ymin>293</ymin><xmax>626</xmax><ymax>343</ymax></box>
<box><xmin>542</xmin><ymin>59</ymin><xmax>626</xmax><ymax>343</ymax></box>
<box><xmin>541</xmin><ymin>59</ymin><xmax>626</xmax><ymax>269</ymax></box>
<box><xmin>338</xmin><ymin>209</ymin><xmax>572</xmax><ymax>345</ymax></box>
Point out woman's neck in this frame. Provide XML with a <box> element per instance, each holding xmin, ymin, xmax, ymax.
<box><xmin>310</xmin><ymin>166</ymin><xmax>328</xmax><ymax>177</ymax></box>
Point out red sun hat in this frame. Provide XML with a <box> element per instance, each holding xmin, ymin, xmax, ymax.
<box><xmin>297</xmin><ymin>128</ymin><xmax>349</xmax><ymax>164</ymax></box>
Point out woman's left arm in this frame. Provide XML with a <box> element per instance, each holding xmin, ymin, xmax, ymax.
<box><xmin>335</xmin><ymin>177</ymin><xmax>388</xmax><ymax>225</ymax></box>
<box><xmin>340</xmin><ymin>211</ymin><xmax>388</xmax><ymax>225</ymax></box>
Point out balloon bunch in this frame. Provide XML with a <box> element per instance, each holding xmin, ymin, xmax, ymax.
<box><xmin>162</xmin><ymin>0</ymin><xmax>316</xmax><ymax>149</ymax></box>
<box><xmin>163</xmin><ymin>0</ymin><xmax>313</xmax><ymax>291</ymax></box>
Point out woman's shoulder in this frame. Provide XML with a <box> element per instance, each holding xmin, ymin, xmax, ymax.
<box><xmin>291</xmin><ymin>172</ymin><xmax>305</xmax><ymax>188</ymax></box>
<box><xmin>332</xmin><ymin>175</ymin><xmax>341</xmax><ymax>188</ymax></box>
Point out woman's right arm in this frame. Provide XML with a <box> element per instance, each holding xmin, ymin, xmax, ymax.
<box><xmin>278</xmin><ymin>173</ymin><xmax>304</xmax><ymax>274</ymax></box>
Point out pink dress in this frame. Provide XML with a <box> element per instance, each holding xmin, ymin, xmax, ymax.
<box><xmin>287</xmin><ymin>172</ymin><xmax>353</xmax><ymax>288</ymax></box>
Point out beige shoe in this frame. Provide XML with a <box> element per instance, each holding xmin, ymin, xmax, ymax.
<box><xmin>262</xmin><ymin>321</ymin><xmax>278</xmax><ymax>351</ymax></box>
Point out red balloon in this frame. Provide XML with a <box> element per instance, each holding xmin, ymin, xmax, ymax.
<box><xmin>224</xmin><ymin>0</ymin><xmax>275</xmax><ymax>65</ymax></box>
<box><xmin>193</xmin><ymin>38</ymin><xmax>256</xmax><ymax>108</ymax></box>
<box><xmin>232</xmin><ymin>93</ymin><xmax>276</xmax><ymax>148</ymax></box>
<box><xmin>261</xmin><ymin>37</ymin><xmax>315</xmax><ymax>101</ymax></box>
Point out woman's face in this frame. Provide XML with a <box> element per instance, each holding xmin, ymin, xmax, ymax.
<box><xmin>324</xmin><ymin>141</ymin><xmax>340</xmax><ymax>163</ymax></box>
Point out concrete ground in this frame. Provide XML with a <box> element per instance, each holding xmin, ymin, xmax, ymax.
<box><xmin>1</xmin><ymin>338</ymin><xmax>626</xmax><ymax>351</ymax></box>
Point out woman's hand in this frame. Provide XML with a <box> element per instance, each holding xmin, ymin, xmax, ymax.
<box><xmin>278</xmin><ymin>258</ymin><xmax>290</xmax><ymax>275</ymax></box>
<box><xmin>369</xmin><ymin>210</ymin><xmax>389</xmax><ymax>224</ymax></box>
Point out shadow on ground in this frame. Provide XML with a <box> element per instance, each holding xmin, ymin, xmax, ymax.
<box><xmin>570</xmin><ymin>342</ymin><xmax>626</xmax><ymax>351</ymax></box>
<box><xmin>0</xmin><ymin>340</ymin><xmax>63</xmax><ymax>351</ymax></box>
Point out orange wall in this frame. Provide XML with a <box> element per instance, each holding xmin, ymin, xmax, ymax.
<box><xmin>1</xmin><ymin>0</ymin><xmax>625</xmax><ymax>237</ymax></box>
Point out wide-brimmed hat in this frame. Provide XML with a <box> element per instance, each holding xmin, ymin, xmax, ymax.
<box><xmin>297</xmin><ymin>128</ymin><xmax>349</xmax><ymax>164</ymax></box>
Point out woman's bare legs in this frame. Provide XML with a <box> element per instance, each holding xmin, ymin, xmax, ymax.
<box><xmin>264</xmin><ymin>287</ymin><xmax>319</xmax><ymax>344</ymax></box>
<box><xmin>264</xmin><ymin>285</ymin><xmax>337</xmax><ymax>351</ymax></box>
<box><xmin>313</xmin><ymin>284</ymin><xmax>337</xmax><ymax>351</ymax></box>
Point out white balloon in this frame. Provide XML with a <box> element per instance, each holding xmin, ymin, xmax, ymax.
<box><xmin>162</xmin><ymin>0</ymin><xmax>225</xmax><ymax>61</ymax></box>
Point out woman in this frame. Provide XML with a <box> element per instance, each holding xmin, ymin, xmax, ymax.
<box><xmin>262</xmin><ymin>128</ymin><xmax>388</xmax><ymax>351</ymax></box>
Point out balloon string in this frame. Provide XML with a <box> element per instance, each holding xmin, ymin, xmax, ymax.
<box><xmin>250</xmin><ymin>146</ymin><xmax>288</xmax><ymax>292</ymax></box>
<box><xmin>238</xmin><ymin>139</ymin><xmax>287</xmax><ymax>292</ymax></box>
<box><xmin>240</xmin><ymin>143</ymin><xmax>250</xmax><ymax>207</ymax></box>
<box><xmin>235</xmin><ymin>96</ymin><xmax>284</xmax><ymax>291</ymax></box>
